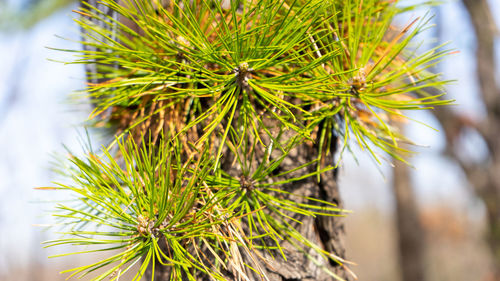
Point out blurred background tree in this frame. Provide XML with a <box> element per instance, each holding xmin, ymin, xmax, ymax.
<box><xmin>432</xmin><ymin>0</ymin><xmax>500</xmax><ymax>279</ymax></box>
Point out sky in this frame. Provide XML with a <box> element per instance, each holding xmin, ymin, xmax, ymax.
<box><xmin>0</xmin><ymin>0</ymin><xmax>498</xmax><ymax>278</ymax></box>
<box><xmin>0</xmin><ymin>4</ymin><xmax>88</xmax><ymax>274</ymax></box>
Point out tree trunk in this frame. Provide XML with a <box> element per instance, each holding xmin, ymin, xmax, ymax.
<box><xmin>392</xmin><ymin>146</ymin><xmax>427</xmax><ymax>281</ymax></box>
<box><xmin>461</xmin><ymin>0</ymin><xmax>500</xmax><ymax>278</ymax></box>
<box><xmin>145</xmin><ymin>133</ymin><xmax>350</xmax><ymax>281</ymax></box>
<box><xmin>432</xmin><ymin>0</ymin><xmax>500</xmax><ymax>278</ymax></box>
<box><xmin>239</xmin><ymin>139</ymin><xmax>349</xmax><ymax>281</ymax></box>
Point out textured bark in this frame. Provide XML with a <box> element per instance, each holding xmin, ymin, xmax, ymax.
<box><xmin>236</xmin><ymin>140</ymin><xmax>348</xmax><ymax>281</ymax></box>
<box><xmin>392</xmin><ymin>145</ymin><xmax>427</xmax><ymax>281</ymax></box>
<box><xmin>432</xmin><ymin>0</ymin><xmax>500</xmax><ymax>278</ymax></box>
<box><xmin>144</xmin><ymin>134</ymin><xmax>349</xmax><ymax>281</ymax></box>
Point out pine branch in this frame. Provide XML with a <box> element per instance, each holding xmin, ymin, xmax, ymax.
<box><xmin>40</xmin><ymin>0</ymin><xmax>453</xmax><ymax>280</ymax></box>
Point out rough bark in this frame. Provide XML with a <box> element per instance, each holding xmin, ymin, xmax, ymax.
<box><xmin>145</xmin><ymin>132</ymin><xmax>349</xmax><ymax>281</ymax></box>
<box><xmin>392</xmin><ymin>143</ymin><xmax>427</xmax><ymax>281</ymax></box>
<box><xmin>238</xmin><ymin>139</ymin><xmax>348</xmax><ymax>281</ymax></box>
<box><xmin>432</xmin><ymin>0</ymin><xmax>500</xmax><ymax>278</ymax></box>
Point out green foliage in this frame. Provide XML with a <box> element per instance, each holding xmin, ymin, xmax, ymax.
<box><xmin>70</xmin><ymin>0</ymin><xmax>452</xmax><ymax>160</ymax></box>
<box><xmin>44</xmin><ymin>135</ymin><xmax>344</xmax><ymax>280</ymax></box>
<box><xmin>41</xmin><ymin>0</ymin><xmax>452</xmax><ymax>280</ymax></box>
<box><xmin>44</xmin><ymin>137</ymin><xmax>231</xmax><ymax>280</ymax></box>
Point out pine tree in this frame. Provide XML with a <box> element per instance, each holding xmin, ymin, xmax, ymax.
<box><xmin>40</xmin><ymin>1</ymin><xmax>452</xmax><ymax>280</ymax></box>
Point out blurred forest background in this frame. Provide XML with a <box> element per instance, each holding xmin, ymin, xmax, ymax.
<box><xmin>0</xmin><ymin>0</ymin><xmax>499</xmax><ymax>280</ymax></box>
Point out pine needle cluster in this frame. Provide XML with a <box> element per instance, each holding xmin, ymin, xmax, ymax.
<box><xmin>42</xmin><ymin>0</ymin><xmax>452</xmax><ymax>280</ymax></box>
